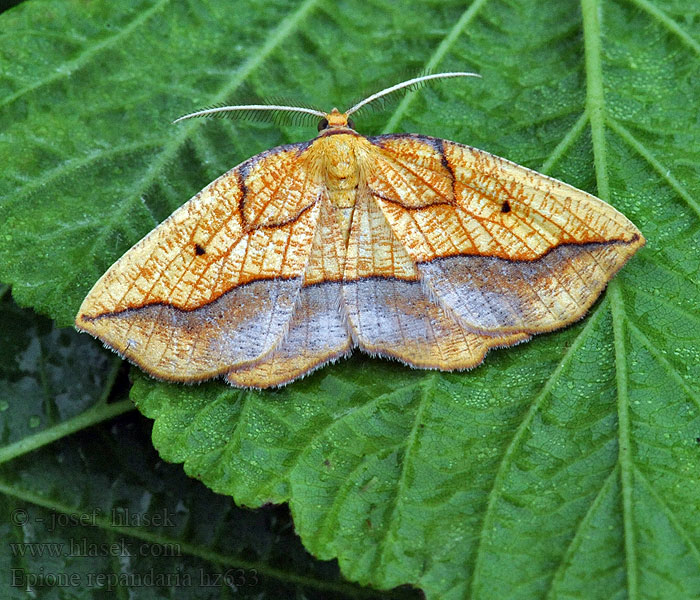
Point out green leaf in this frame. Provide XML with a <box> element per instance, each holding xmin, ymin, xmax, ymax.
<box><xmin>0</xmin><ymin>294</ymin><xmax>404</xmax><ymax>599</ymax></box>
<box><xmin>0</xmin><ymin>286</ymin><xmax>126</xmax><ymax>459</ymax></box>
<box><xmin>1</xmin><ymin>0</ymin><xmax>699</xmax><ymax>598</ymax></box>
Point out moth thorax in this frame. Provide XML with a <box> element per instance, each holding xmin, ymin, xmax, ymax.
<box><xmin>323</xmin><ymin>135</ymin><xmax>361</xmax><ymax>209</ymax></box>
<box><xmin>324</xmin><ymin>136</ymin><xmax>359</xmax><ymax>184</ymax></box>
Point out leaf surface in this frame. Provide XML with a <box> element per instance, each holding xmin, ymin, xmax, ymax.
<box><xmin>0</xmin><ymin>293</ymin><xmax>401</xmax><ymax>599</ymax></box>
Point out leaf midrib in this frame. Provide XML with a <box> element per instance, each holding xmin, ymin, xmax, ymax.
<box><xmin>581</xmin><ymin>1</ymin><xmax>638</xmax><ymax>598</ymax></box>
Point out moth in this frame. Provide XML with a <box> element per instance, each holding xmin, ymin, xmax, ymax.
<box><xmin>76</xmin><ymin>73</ymin><xmax>644</xmax><ymax>388</ymax></box>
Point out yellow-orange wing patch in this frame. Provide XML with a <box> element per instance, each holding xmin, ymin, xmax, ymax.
<box><xmin>366</xmin><ymin>134</ymin><xmax>645</xmax><ymax>335</ymax></box>
<box><xmin>76</xmin><ymin>142</ymin><xmax>325</xmax><ymax>381</ymax></box>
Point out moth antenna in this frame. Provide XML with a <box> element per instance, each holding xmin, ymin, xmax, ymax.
<box><xmin>173</xmin><ymin>104</ymin><xmax>327</xmax><ymax>124</ymax></box>
<box><xmin>344</xmin><ymin>72</ymin><xmax>481</xmax><ymax>116</ymax></box>
<box><xmin>261</xmin><ymin>97</ymin><xmax>326</xmax><ymax>127</ymax></box>
<box><xmin>263</xmin><ymin>95</ymin><xmax>322</xmax><ymax>112</ymax></box>
<box><xmin>346</xmin><ymin>67</ymin><xmax>433</xmax><ymax>115</ymax></box>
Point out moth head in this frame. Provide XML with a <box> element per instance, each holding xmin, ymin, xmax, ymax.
<box><xmin>317</xmin><ymin>108</ymin><xmax>355</xmax><ymax>132</ymax></box>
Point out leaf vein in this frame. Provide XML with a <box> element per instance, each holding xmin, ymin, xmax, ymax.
<box><xmin>634</xmin><ymin>466</ymin><xmax>700</xmax><ymax>566</ymax></box>
<box><xmin>624</xmin><ymin>0</ymin><xmax>700</xmax><ymax>56</ymax></box>
<box><xmin>627</xmin><ymin>321</ymin><xmax>700</xmax><ymax>410</ymax></box>
<box><xmin>539</xmin><ymin>110</ymin><xmax>589</xmax><ymax>175</ymax></box>
<box><xmin>0</xmin><ymin>0</ymin><xmax>172</xmax><ymax>111</ymax></box>
<box><xmin>468</xmin><ymin>300</ymin><xmax>608</xmax><ymax>597</ymax></box>
<box><xmin>608</xmin><ymin>118</ymin><xmax>700</xmax><ymax>219</ymax></box>
<box><xmin>609</xmin><ymin>281</ymin><xmax>639</xmax><ymax>598</ymax></box>
<box><xmin>382</xmin><ymin>0</ymin><xmax>490</xmax><ymax>133</ymax></box>
<box><xmin>374</xmin><ymin>375</ymin><xmax>435</xmax><ymax>576</ymax></box>
<box><xmin>545</xmin><ymin>466</ymin><xmax>620</xmax><ymax>599</ymax></box>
